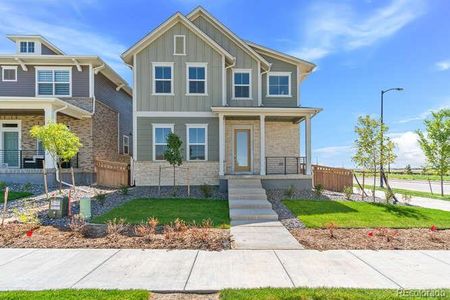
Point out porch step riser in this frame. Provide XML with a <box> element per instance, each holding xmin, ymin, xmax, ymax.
<box><xmin>230</xmin><ymin>209</ymin><xmax>278</xmax><ymax>221</ymax></box>
<box><xmin>229</xmin><ymin>195</ymin><xmax>267</xmax><ymax>201</ymax></box>
<box><xmin>229</xmin><ymin>201</ymin><xmax>272</xmax><ymax>209</ymax></box>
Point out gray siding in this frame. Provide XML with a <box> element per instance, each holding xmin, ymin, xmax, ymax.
<box><xmin>260</xmin><ymin>53</ymin><xmax>298</xmax><ymax>107</ymax></box>
<box><xmin>95</xmin><ymin>72</ymin><xmax>133</xmax><ymax>154</ymax></box>
<box><xmin>0</xmin><ymin>65</ymin><xmax>90</xmax><ymax>97</ymax></box>
<box><xmin>135</xmin><ymin>22</ymin><xmax>223</xmax><ymax>112</ymax></box>
<box><xmin>192</xmin><ymin>15</ymin><xmax>259</xmax><ymax>107</ymax></box>
<box><xmin>136</xmin><ymin>117</ymin><xmax>219</xmax><ymax>161</ymax></box>
<box><xmin>41</xmin><ymin>44</ymin><xmax>58</xmax><ymax>55</ymax></box>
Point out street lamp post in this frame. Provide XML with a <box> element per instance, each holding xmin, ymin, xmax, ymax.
<box><xmin>380</xmin><ymin>88</ymin><xmax>403</xmax><ymax>188</ymax></box>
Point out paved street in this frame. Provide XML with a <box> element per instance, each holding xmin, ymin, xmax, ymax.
<box><xmin>358</xmin><ymin>177</ymin><xmax>450</xmax><ymax>194</ymax></box>
<box><xmin>0</xmin><ymin>248</ymin><xmax>449</xmax><ymax>291</ymax></box>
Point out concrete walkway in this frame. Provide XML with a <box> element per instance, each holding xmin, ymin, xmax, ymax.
<box><xmin>0</xmin><ymin>249</ymin><xmax>449</xmax><ymax>291</ymax></box>
<box><xmin>228</xmin><ymin>179</ymin><xmax>302</xmax><ymax>250</ymax></box>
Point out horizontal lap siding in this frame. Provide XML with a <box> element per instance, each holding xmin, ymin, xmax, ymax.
<box><xmin>136</xmin><ymin>23</ymin><xmax>223</xmax><ymax>112</ymax></box>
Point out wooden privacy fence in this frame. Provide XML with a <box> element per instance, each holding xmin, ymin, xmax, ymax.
<box><xmin>313</xmin><ymin>165</ymin><xmax>353</xmax><ymax>192</ymax></box>
<box><xmin>95</xmin><ymin>159</ymin><xmax>130</xmax><ymax>187</ymax></box>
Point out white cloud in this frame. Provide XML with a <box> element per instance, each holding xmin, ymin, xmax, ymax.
<box><xmin>435</xmin><ymin>60</ymin><xmax>450</xmax><ymax>71</ymax></box>
<box><xmin>389</xmin><ymin>131</ymin><xmax>426</xmax><ymax>168</ymax></box>
<box><xmin>314</xmin><ymin>145</ymin><xmax>354</xmax><ymax>168</ymax></box>
<box><xmin>397</xmin><ymin>100</ymin><xmax>450</xmax><ymax>123</ymax></box>
<box><xmin>291</xmin><ymin>0</ymin><xmax>426</xmax><ymax>60</ymax></box>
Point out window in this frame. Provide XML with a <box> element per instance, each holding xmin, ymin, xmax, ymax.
<box><xmin>232</xmin><ymin>69</ymin><xmax>252</xmax><ymax>99</ymax></box>
<box><xmin>174</xmin><ymin>35</ymin><xmax>186</xmax><ymax>55</ymax></box>
<box><xmin>186</xmin><ymin>124</ymin><xmax>207</xmax><ymax>161</ymax></box>
<box><xmin>37</xmin><ymin>140</ymin><xmax>45</xmax><ymax>156</ymax></box>
<box><xmin>123</xmin><ymin>135</ymin><xmax>130</xmax><ymax>155</ymax></box>
<box><xmin>19</xmin><ymin>41</ymin><xmax>35</xmax><ymax>53</ymax></box>
<box><xmin>152</xmin><ymin>63</ymin><xmax>173</xmax><ymax>95</ymax></box>
<box><xmin>2</xmin><ymin>66</ymin><xmax>17</xmax><ymax>82</ymax></box>
<box><xmin>267</xmin><ymin>72</ymin><xmax>291</xmax><ymax>97</ymax></box>
<box><xmin>152</xmin><ymin>124</ymin><xmax>174</xmax><ymax>161</ymax></box>
<box><xmin>186</xmin><ymin>63</ymin><xmax>207</xmax><ymax>95</ymax></box>
<box><xmin>36</xmin><ymin>67</ymin><xmax>71</xmax><ymax>96</ymax></box>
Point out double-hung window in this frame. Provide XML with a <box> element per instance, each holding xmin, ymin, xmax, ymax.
<box><xmin>186</xmin><ymin>63</ymin><xmax>207</xmax><ymax>95</ymax></box>
<box><xmin>267</xmin><ymin>72</ymin><xmax>291</xmax><ymax>97</ymax></box>
<box><xmin>123</xmin><ymin>135</ymin><xmax>130</xmax><ymax>155</ymax></box>
<box><xmin>153</xmin><ymin>124</ymin><xmax>174</xmax><ymax>161</ymax></box>
<box><xmin>2</xmin><ymin>66</ymin><xmax>17</xmax><ymax>82</ymax></box>
<box><xmin>19</xmin><ymin>41</ymin><xmax>35</xmax><ymax>54</ymax></box>
<box><xmin>186</xmin><ymin>124</ymin><xmax>207</xmax><ymax>161</ymax></box>
<box><xmin>36</xmin><ymin>67</ymin><xmax>71</xmax><ymax>97</ymax></box>
<box><xmin>153</xmin><ymin>63</ymin><xmax>173</xmax><ymax>95</ymax></box>
<box><xmin>232</xmin><ymin>69</ymin><xmax>251</xmax><ymax>99</ymax></box>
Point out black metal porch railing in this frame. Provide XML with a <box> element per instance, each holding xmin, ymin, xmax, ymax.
<box><xmin>266</xmin><ymin>156</ymin><xmax>306</xmax><ymax>175</ymax></box>
<box><xmin>0</xmin><ymin>150</ymin><xmax>79</xmax><ymax>169</ymax></box>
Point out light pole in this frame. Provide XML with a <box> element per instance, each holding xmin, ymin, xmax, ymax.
<box><xmin>380</xmin><ymin>87</ymin><xmax>403</xmax><ymax>187</ymax></box>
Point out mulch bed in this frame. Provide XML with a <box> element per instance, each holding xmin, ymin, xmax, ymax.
<box><xmin>291</xmin><ymin>228</ymin><xmax>450</xmax><ymax>250</ymax></box>
<box><xmin>0</xmin><ymin>223</ymin><xmax>230</xmax><ymax>251</ymax></box>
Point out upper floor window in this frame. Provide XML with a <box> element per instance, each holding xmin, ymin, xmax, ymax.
<box><xmin>186</xmin><ymin>124</ymin><xmax>208</xmax><ymax>161</ymax></box>
<box><xmin>186</xmin><ymin>63</ymin><xmax>207</xmax><ymax>95</ymax></box>
<box><xmin>152</xmin><ymin>63</ymin><xmax>173</xmax><ymax>95</ymax></box>
<box><xmin>232</xmin><ymin>69</ymin><xmax>252</xmax><ymax>99</ymax></box>
<box><xmin>2</xmin><ymin>66</ymin><xmax>17</xmax><ymax>82</ymax></box>
<box><xmin>19</xmin><ymin>41</ymin><xmax>35</xmax><ymax>53</ymax></box>
<box><xmin>267</xmin><ymin>72</ymin><xmax>291</xmax><ymax>97</ymax></box>
<box><xmin>174</xmin><ymin>35</ymin><xmax>186</xmax><ymax>55</ymax></box>
<box><xmin>152</xmin><ymin>124</ymin><xmax>174</xmax><ymax>161</ymax></box>
<box><xmin>36</xmin><ymin>67</ymin><xmax>71</xmax><ymax>97</ymax></box>
<box><xmin>123</xmin><ymin>135</ymin><xmax>130</xmax><ymax>155</ymax></box>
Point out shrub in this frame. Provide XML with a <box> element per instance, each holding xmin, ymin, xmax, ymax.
<box><xmin>119</xmin><ymin>185</ymin><xmax>129</xmax><ymax>195</ymax></box>
<box><xmin>147</xmin><ymin>217</ymin><xmax>159</xmax><ymax>233</ymax></box>
<box><xmin>173</xmin><ymin>218</ymin><xmax>188</xmax><ymax>232</ymax></box>
<box><xmin>69</xmin><ymin>215</ymin><xmax>86</xmax><ymax>235</ymax></box>
<box><xmin>325</xmin><ymin>222</ymin><xmax>337</xmax><ymax>238</ymax></box>
<box><xmin>201</xmin><ymin>218</ymin><xmax>213</xmax><ymax>228</ymax></box>
<box><xmin>343</xmin><ymin>186</ymin><xmax>353</xmax><ymax>200</ymax></box>
<box><xmin>94</xmin><ymin>193</ymin><xmax>107</xmax><ymax>206</ymax></box>
<box><xmin>284</xmin><ymin>185</ymin><xmax>296</xmax><ymax>199</ymax></box>
<box><xmin>106</xmin><ymin>218</ymin><xmax>126</xmax><ymax>235</ymax></box>
<box><xmin>0</xmin><ymin>181</ymin><xmax>6</xmax><ymax>191</ymax></box>
<box><xmin>200</xmin><ymin>184</ymin><xmax>213</xmax><ymax>198</ymax></box>
<box><xmin>13</xmin><ymin>202</ymin><xmax>40</xmax><ymax>226</ymax></box>
<box><xmin>314</xmin><ymin>184</ymin><xmax>324</xmax><ymax>198</ymax></box>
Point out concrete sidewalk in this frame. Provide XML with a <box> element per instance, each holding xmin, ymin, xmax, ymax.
<box><xmin>0</xmin><ymin>248</ymin><xmax>449</xmax><ymax>291</ymax></box>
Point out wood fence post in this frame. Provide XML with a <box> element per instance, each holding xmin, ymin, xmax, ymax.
<box><xmin>1</xmin><ymin>187</ymin><xmax>9</xmax><ymax>227</ymax></box>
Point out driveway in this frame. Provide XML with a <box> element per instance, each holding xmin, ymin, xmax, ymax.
<box><xmin>358</xmin><ymin>177</ymin><xmax>450</xmax><ymax>194</ymax></box>
<box><xmin>0</xmin><ymin>248</ymin><xmax>449</xmax><ymax>291</ymax></box>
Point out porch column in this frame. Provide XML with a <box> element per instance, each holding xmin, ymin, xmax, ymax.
<box><xmin>218</xmin><ymin>114</ymin><xmax>225</xmax><ymax>176</ymax></box>
<box><xmin>259</xmin><ymin>114</ymin><xmax>266</xmax><ymax>175</ymax></box>
<box><xmin>44</xmin><ymin>106</ymin><xmax>56</xmax><ymax>169</ymax></box>
<box><xmin>305</xmin><ymin>114</ymin><xmax>312</xmax><ymax>175</ymax></box>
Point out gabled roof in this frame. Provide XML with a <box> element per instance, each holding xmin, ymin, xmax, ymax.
<box><xmin>121</xmin><ymin>12</ymin><xmax>235</xmax><ymax>65</ymax></box>
<box><xmin>7</xmin><ymin>34</ymin><xmax>65</xmax><ymax>55</ymax></box>
<box><xmin>246</xmin><ymin>40</ymin><xmax>316</xmax><ymax>71</ymax></box>
<box><xmin>187</xmin><ymin>6</ymin><xmax>271</xmax><ymax>71</ymax></box>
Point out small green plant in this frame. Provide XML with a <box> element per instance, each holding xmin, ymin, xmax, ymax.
<box><xmin>119</xmin><ymin>185</ymin><xmax>129</xmax><ymax>195</ymax></box>
<box><xmin>200</xmin><ymin>184</ymin><xmax>213</xmax><ymax>198</ymax></box>
<box><xmin>0</xmin><ymin>181</ymin><xmax>6</xmax><ymax>191</ymax></box>
<box><xmin>343</xmin><ymin>186</ymin><xmax>353</xmax><ymax>200</ymax></box>
<box><xmin>325</xmin><ymin>222</ymin><xmax>337</xmax><ymax>238</ymax></box>
<box><xmin>106</xmin><ymin>218</ymin><xmax>126</xmax><ymax>235</ymax></box>
<box><xmin>314</xmin><ymin>184</ymin><xmax>324</xmax><ymax>198</ymax></box>
<box><xmin>384</xmin><ymin>189</ymin><xmax>395</xmax><ymax>203</ymax></box>
<box><xmin>284</xmin><ymin>185</ymin><xmax>296</xmax><ymax>199</ymax></box>
<box><xmin>94</xmin><ymin>193</ymin><xmax>107</xmax><ymax>206</ymax></box>
<box><xmin>13</xmin><ymin>202</ymin><xmax>40</xmax><ymax>225</ymax></box>
<box><xmin>22</xmin><ymin>182</ymin><xmax>32</xmax><ymax>193</ymax></box>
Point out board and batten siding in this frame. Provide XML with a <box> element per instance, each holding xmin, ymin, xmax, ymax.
<box><xmin>135</xmin><ymin>22</ymin><xmax>223</xmax><ymax>112</ymax></box>
<box><xmin>192</xmin><ymin>15</ymin><xmax>259</xmax><ymax>107</ymax></box>
<box><xmin>260</xmin><ymin>53</ymin><xmax>298</xmax><ymax>107</ymax></box>
<box><xmin>0</xmin><ymin>65</ymin><xmax>90</xmax><ymax>97</ymax></box>
<box><xmin>136</xmin><ymin>117</ymin><xmax>219</xmax><ymax>162</ymax></box>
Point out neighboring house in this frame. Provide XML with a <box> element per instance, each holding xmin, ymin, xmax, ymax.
<box><xmin>122</xmin><ymin>7</ymin><xmax>321</xmax><ymax>190</ymax></box>
<box><xmin>0</xmin><ymin>35</ymin><xmax>132</xmax><ymax>186</ymax></box>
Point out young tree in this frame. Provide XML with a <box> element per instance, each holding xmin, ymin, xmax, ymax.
<box><xmin>30</xmin><ymin>123</ymin><xmax>82</xmax><ymax>192</ymax></box>
<box><xmin>383</xmin><ymin>139</ymin><xmax>397</xmax><ymax>174</ymax></box>
<box><xmin>164</xmin><ymin>132</ymin><xmax>183</xmax><ymax>192</ymax></box>
<box><xmin>416</xmin><ymin>108</ymin><xmax>450</xmax><ymax>196</ymax></box>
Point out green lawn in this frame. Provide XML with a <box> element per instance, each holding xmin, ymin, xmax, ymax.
<box><xmin>92</xmin><ymin>198</ymin><xmax>230</xmax><ymax>228</ymax></box>
<box><xmin>283</xmin><ymin>200</ymin><xmax>450</xmax><ymax>229</ymax></box>
<box><xmin>0</xmin><ymin>289</ymin><xmax>148</xmax><ymax>300</ymax></box>
<box><xmin>358</xmin><ymin>184</ymin><xmax>449</xmax><ymax>201</ymax></box>
<box><xmin>221</xmin><ymin>288</ymin><xmax>450</xmax><ymax>300</ymax></box>
<box><xmin>1</xmin><ymin>191</ymin><xmax>33</xmax><ymax>203</ymax></box>
<box><xmin>355</xmin><ymin>171</ymin><xmax>450</xmax><ymax>181</ymax></box>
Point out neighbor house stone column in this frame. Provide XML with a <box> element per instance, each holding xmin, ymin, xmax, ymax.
<box><xmin>44</xmin><ymin>105</ymin><xmax>56</xmax><ymax>169</ymax></box>
<box><xmin>260</xmin><ymin>114</ymin><xmax>266</xmax><ymax>175</ymax></box>
<box><xmin>219</xmin><ymin>114</ymin><xmax>225</xmax><ymax>176</ymax></box>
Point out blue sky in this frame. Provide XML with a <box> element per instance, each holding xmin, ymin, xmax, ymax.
<box><xmin>0</xmin><ymin>0</ymin><xmax>449</xmax><ymax>168</ymax></box>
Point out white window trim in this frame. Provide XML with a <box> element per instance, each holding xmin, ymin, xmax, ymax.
<box><xmin>17</xmin><ymin>40</ymin><xmax>41</xmax><ymax>55</ymax></box>
<box><xmin>35</xmin><ymin>66</ymin><xmax>72</xmax><ymax>97</ymax></box>
<box><xmin>2</xmin><ymin>66</ymin><xmax>17</xmax><ymax>82</ymax></box>
<box><xmin>266</xmin><ymin>71</ymin><xmax>292</xmax><ymax>98</ymax></box>
<box><xmin>0</xmin><ymin>120</ymin><xmax>22</xmax><ymax>168</ymax></box>
<box><xmin>152</xmin><ymin>123</ymin><xmax>174</xmax><ymax>161</ymax></box>
<box><xmin>173</xmin><ymin>35</ymin><xmax>186</xmax><ymax>56</ymax></box>
<box><xmin>36</xmin><ymin>139</ymin><xmax>45</xmax><ymax>157</ymax></box>
<box><xmin>122</xmin><ymin>135</ymin><xmax>130</xmax><ymax>155</ymax></box>
<box><xmin>186</xmin><ymin>124</ymin><xmax>208</xmax><ymax>161</ymax></box>
<box><xmin>232</xmin><ymin>68</ymin><xmax>252</xmax><ymax>100</ymax></box>
<box><xmin>186</xmin><ymin>62</ymin><xmax>208</xmax><ymax>96</ymax></box>
<box><xmin>152</xmin><ymin>62</ymin><xmax>174</xmax><ymax>96</ymax></box>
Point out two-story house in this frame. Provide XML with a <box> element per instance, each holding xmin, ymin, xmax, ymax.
<box><xmin>122</xmin><ymin>7</ymin><xmax>321</xmax><ymax>190</ymax></box>
<box><xmin>0</xmin><ymin>35</ymin><xmax>132</xmax><ymax>186</ymax></box>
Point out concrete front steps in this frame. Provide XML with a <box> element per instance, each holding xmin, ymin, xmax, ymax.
<box><xmin>228</xmin><ymin>178</ymin><xmax>303</xmax><ymax>250</ymax></box>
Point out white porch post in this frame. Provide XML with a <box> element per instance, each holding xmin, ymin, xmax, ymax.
<box><xmin>218</xmin><ymin>114</ymin><xmax>225</xmax><ymax>176</ymax></box>
<box><xmin>260</xmin><ymin>114</ymin><xmax>266</xmax><ymax>175</ymax></box>
<box><xmin>305</xmin><ymin>114</ymin><xmax>312</xmax><ymax>175</ymax></box>
<box><xmin>44</xmin><ymin>105</ymin><xmax>56</xmax><ymax>169</ymax></box>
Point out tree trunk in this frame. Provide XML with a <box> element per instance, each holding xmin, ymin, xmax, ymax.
<box><xmin>362</xmin><ymin>171</ymin><xmax>365</xmax><ymax>200</ymax></box>
<box><xmin>58</xmin><ymin>162</ymin><xmax>63</xmax><ymax>193</ymax></box>
<box><xmin>373</xmin><ymin>163</ymin><xmax>377</xmax><ymax>202</ymax></box>
<box><xmin>173</xmin><ymin>165</ymin><xmax>176</xmax><ymax>193</ymax></box>
<box><xmin>441</xmin><ymin>173</ymin><xmax>444</xmax><ymax>196</ymax></box>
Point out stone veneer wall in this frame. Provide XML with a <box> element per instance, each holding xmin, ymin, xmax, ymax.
<box><xmin>134</xmin><ymin>161</ymin><xmax>219</xmax><ymax>186</ymax></box>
